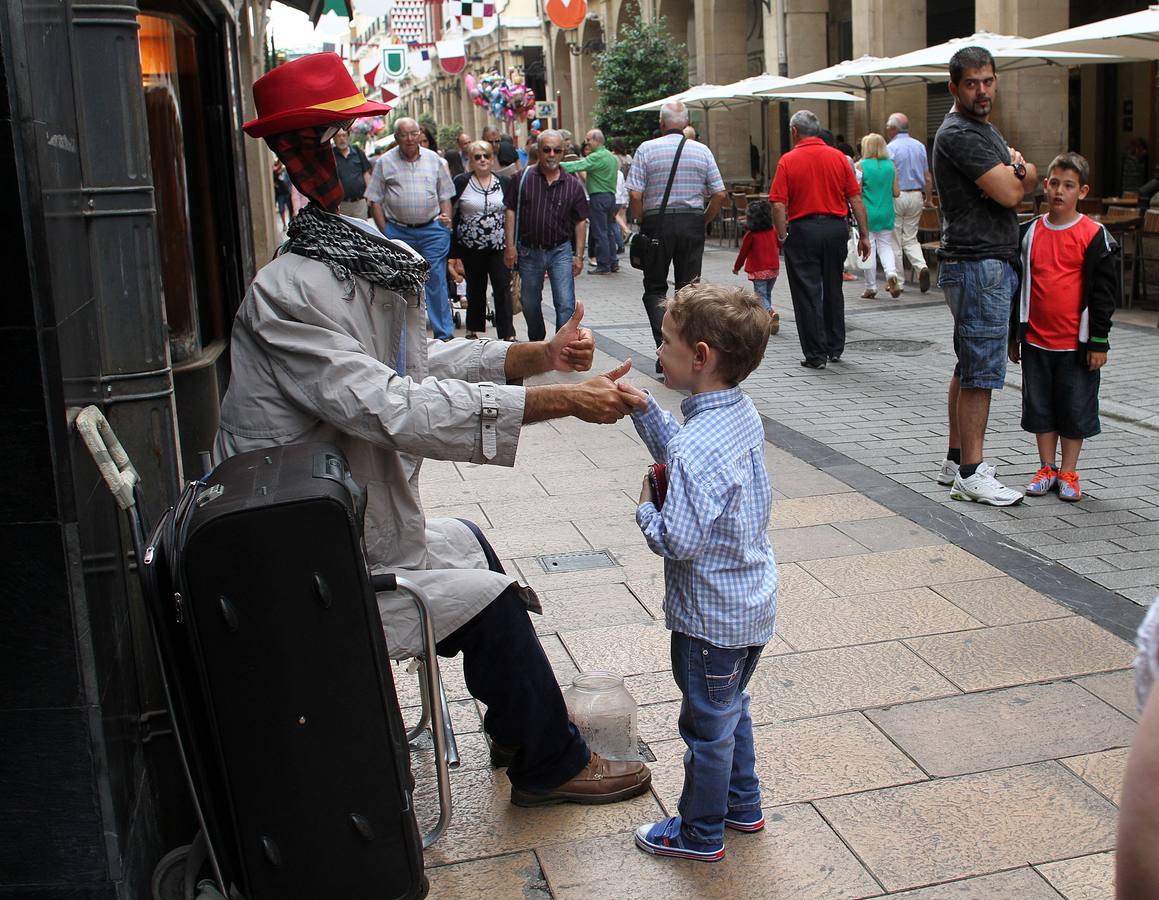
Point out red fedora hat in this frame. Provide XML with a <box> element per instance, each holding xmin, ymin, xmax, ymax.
<box><xmin>243</xmin><ymin>52</ymin><xmax>396</xmax><ymax>138</ymax></box>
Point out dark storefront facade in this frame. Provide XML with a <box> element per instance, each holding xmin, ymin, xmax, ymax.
<box><xmin>1</xmin><ymin>0</ymin><xmax>256</xmax><ymax>893</ymax></box>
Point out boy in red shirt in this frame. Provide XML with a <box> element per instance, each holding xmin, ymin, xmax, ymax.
<box><xmin>1009</xmin><ymin>152</ymin><xmax>1118</xmax><ymax>501</ymax></box>
<box><xmin>732</xmin><ymin>199</ymin><xmax>782</xmax><ymax>334</ymax></box>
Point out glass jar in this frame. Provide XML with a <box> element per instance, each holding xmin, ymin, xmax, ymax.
<box><xmin>562</xmin><ymin>671</ymin><xmax>638</xmax><ymax>761</ymax></box>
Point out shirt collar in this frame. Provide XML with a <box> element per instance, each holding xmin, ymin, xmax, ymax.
<box><xmin>680</xmin><ymin>386</ymin><xmax>744</xmax><ymax>418</ymax></box>
<box><xmin>795</xmin><ymin>137</ymin><xmax>826</xmax><ymax>149</ymax></box>
<box><xmin>662</xmin><ymin>128</ymin><xmax>684</xmax><ymax>137</ymax></box>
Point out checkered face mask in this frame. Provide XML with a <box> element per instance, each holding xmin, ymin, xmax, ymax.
<box><xmin>266</xmin><ymin>125</ymin><xmax>344</xmax><ymax>213</ymax></box>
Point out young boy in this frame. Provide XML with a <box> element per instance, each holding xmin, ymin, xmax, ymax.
<box><xmin>1010</xmin><ymin>152</ymin><xmax>1118</xmax><ymax>502</ymax></box>
<box><xmin>619</xmin><ymin>283</ymin><xmax>776</xmax><ymax>862</ymax></box>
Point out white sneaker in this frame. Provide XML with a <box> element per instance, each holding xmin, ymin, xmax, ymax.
<box><xmin>950</xmin><ymin>465</ymin><xmax>1024</xmax><ymax>506</ymax></box>
<box><xmin>936</xmin><ymin>458</ymin><xmax>959</xmax><ymax>486</ymax></box>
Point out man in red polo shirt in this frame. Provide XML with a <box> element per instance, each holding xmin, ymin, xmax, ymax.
<box><xmin>770</xmin><ymin>111</ymin><xmax>870</xmax><ymax>368</ymax></box>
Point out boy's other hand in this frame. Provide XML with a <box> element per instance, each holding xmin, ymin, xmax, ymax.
<box><xmin>1008</xmin><ymin>342</ymin><xmax>1021</xmax><ymax>365</ymax></box>
<box><xmin>1088</xmin><ymin>350</ymin><xmax>1108</xmax><ymax>371</ymax></box>
<box><xmin>547</xmin><ymin>303</ymin><xmax>594</xmax><ymax>372</ymax></box>
<box><xmin>639</xmin><ymin>473</ymin><xmax>655</xmax><ymax>506</ymax></box>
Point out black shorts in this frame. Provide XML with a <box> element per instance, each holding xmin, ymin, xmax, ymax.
<box><xmin>1020</xmin><ymin>343</ymin><xmax>1101</xmax><ymax>439</ymax></box>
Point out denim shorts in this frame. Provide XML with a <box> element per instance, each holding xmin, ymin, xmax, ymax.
<box><xmin>939</xmin><ymin>259</ymin><xmax>1018</xmax><ymax>390</ymax></box>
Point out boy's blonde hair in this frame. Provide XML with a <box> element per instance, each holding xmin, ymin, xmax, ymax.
<box><xmin>860</xmin><ymin>132</ymin><xmax>889</xmax><ymax>161</ymax></box>
<box><xmin>665</xmin><ymin>283</ymin><xmax>771</xmax><ymax>385</ymax></box>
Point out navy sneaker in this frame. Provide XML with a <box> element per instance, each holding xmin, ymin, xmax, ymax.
<box><xmin>724</xmin><ymin>808</ymin><xmax>765</xmax><ymax>832</ymax></box>
<box><xmin>635</xmin><ymin>816</ymin><xmax>725</xmax><ymax>862</ymax></box>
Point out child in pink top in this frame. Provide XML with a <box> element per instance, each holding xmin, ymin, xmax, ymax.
<box><xmin>733</xmin><ymin>199</ymin><xmax>781</xmax><ymax>334</ymax></box>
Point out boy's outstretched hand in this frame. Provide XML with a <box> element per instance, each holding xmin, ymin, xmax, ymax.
<box><xmin>547</xmin><ymin>302</ymin><xmax>595</xmax><ymax>372</ymax></box>
<box><xmin>617</xmin><ymin>381</ymin><xmax>650</xmax><ymax>408</ymax></box>
<box><xmin>1088</xmin><ymin>350</ymin><xmax>1107</xmax><ymax>371</ymax></box>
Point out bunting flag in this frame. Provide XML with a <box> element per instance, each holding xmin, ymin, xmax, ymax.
<box><xmin>545</xmin><ymin>0</ymin><xmax>586</xmax><ymax>30</ymax></box>
<box><xmin>408</xmin><ymin>46</ymin><xmax>432</xmax><ymax>78</ymax></box>
<box><xmin>454</xmin><ymin>1</ymin><xmax>495</xmax><ymax>33</ymax></box>
<box><xmin>364</xmin><ymin>61</ymin><xmax>381</xmax><ymax>88</ymax></box>
<box><xmin>382</xmin><ymin>43</ymin><xmax>409</xmax><ymax>79</ymax></box>
<box><xmin>389</xmin><ymin>0</ymin><xmax>428</xmax><ymax>44</ymax></box>
<box><xmin>436</xmin><ymin>37</ymin><xmax>466</xmax><ymax>74</ymax></box>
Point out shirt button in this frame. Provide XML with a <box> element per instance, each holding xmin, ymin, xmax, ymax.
<box><xmin>702</xmin><ymin>649</ymin><xmax>709</xmax><ymax>656</ymax></box>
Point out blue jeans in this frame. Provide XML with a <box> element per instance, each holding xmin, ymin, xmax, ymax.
<box><xmin>752</xmin><ymin>277</ymin><xmax>776</xmax><ymax>311</ymax></box>
<box><xmin>517</xmin><ymin>241</ymin><xmax>576</xmax><ymax>342</ymax></box>
<box><xmin>938</xmin><ymin>258</ymin><xmax>1017</xmax><ymax>390</ymax></box>
<box><xmin>671</xmin><ymin>632</ymin><xmax>764</xmax><ymax>846</ymax></box>
<box><xmin>589</xmin><ymin>192</ymin><xmax>618</xmax><ymax>271</ymax></box>
<box><xmin>384</xmin><ymin>221</ymin><xmax>453</xmax><ymax>340</ymax></box>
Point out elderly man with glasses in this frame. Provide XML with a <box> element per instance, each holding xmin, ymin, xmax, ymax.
<box><xmin>366</xmin><ymin>117</ymin><xmax>457</xmax><ymax>340</ymax></box>
<box><xmin>503</xmin><ymin>129</ymin><xmax>589</xmax><ymax>341</ymax></box>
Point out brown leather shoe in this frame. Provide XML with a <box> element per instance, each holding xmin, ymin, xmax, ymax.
<box><xmin>510</xmin><ymin>752</ymin><xmax>652</xmax><ymax>807</ymax></box>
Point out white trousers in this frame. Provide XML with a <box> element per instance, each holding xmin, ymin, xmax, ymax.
<box><xmin>891</xmin><ymin>191</ymin><xmax>926</xmax><ymax>274</ymax></box>
<box><xmin>864</xmin><ymin>230</ymin><xmax>897</xmax><ymax>290</ymax></box>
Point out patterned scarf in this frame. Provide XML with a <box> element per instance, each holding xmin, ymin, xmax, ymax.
<box><xmin>265</xmin><ymin>126</ymin><xmax>345</xmax><ymax>212</ymax></box>
<box><xmin>282</xmin><ymin>203</ymin><xmax>430</xmax><ymax>296</ymax></box>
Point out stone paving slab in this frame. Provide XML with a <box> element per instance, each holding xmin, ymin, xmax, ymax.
<box><xmin>904</xmin><ymin>617</ymin><xmax>1136</xmax><ymax>691</ymax></box>
<box><xmin>426</xmin><ymin>851</ymin><xmax>551</xmax><ymax>899</ymax></box>
<box><xmin>536</xmin><ymin>803</ymin><xmax>880</xmax><ymax>899</ymax></box>
<box><xmin>646</xmin><ymin>712</ymin><xmax>927</xmax><ymax>810</ymax></box>
<box><xmin>1061</xmin><ymin>747</ymin><xmax>1130</xmax><ymax>805</ymax></box>
<box><xmin>745</xmin><ymin>641</ymin><xmax>960</xmax><ymax>722</ymax></box>
<box><xmin>1074</xmin><ymin>669</ymin><xmax>1140</xmax><ymax>720</ymax></box>
<box><xmin>774</xmin><ymin>587</ymin><xmax>983</xmax><ymax>652</ymax></box>
<box><xmin>927</xmin><ymin>576</ymin><xmax>1070</xmax><ymax>626</ymax></box>
<box><xmin>872</xmin><ymin>868</ymin><xmax>1064</xmax><ymax>899</ymax></box>
<box><xmin>816</xmin><ymin>762</ymin><xmax>1119</xmax><ymax>892</ymax></box>
<box><xmin>1034</xmin><ymin>851</ymin><xmax>1117</xmax><ymax>900</ymax></box>
<box><xmin>865</xmin><ymin>681</ymin><xmax>1136</xmax><ymax>777</ymax></box>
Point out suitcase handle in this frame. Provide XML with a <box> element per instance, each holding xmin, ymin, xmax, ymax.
<box><xmin>73</xmin><ymin>406</ymin><xmax>141</xmax><ymax>511</ymax></box>
<box><xmin>374</xmin><ymin>574</ymin><xmax>453</xmax><ymax>848</ymax></box>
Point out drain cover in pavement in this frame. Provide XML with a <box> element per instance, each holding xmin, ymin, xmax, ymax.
<box><xmin>537</xmin><ymin>550</ymin><xmax>619</xmax><ymax>574</ymax></box>
<box><xmin>844</xmin><ymin>338</ymin><xmax>933</xmax><ymax>354</ymax></box>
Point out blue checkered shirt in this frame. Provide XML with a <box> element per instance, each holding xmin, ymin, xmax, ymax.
<box><xmin>633</xmin><ymin>388</ymin><xmax>777</xmax><ymax>648</ymax></box>
<box><xmin>626</xmin><ymin>132</ymin><xmax>725</xmax><ymax>213</ymax></box>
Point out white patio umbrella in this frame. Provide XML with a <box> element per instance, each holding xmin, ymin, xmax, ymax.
<box><xmin>629</xmin><ymin>77</ymin><xmax>863</xmax><ymax>186</ymax></box>
<box><xmin>762</xmin><ymin>36</ymin><xmax>1121</xmax><ymax>95</ymax></box>
<box><xmin>1017</xmin><ymin>6</ymin><xmax>1159</xmax><ymax>60</ymax></box>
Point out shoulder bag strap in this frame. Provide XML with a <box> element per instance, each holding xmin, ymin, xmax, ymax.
<box><xmin>657</xmin><ymin>136</ymin><xmax>688</xmax><ymax>216</ymax></box>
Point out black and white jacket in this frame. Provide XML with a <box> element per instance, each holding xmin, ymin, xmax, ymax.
<box><xmin>1012</xmin><ymin>215</ymin><xmax>1119</xmax><ymax>353</ymax></box>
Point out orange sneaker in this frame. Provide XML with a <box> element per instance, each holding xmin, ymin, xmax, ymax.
<box><xmin>1058</xmin><ymin>470</ymin><xmax>1082</xmax><ymax>502</ymax></box>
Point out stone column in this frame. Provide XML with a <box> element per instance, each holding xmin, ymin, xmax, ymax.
<box><xmin>976</xmin><ymin>0</ymin><xmax>1069</xmax><ymax>173</ymax></box>
<box><xmin>852</xmin><ymin>0</ymin><xmax>927</xmax><ymax>144</ymax></box>
<box><xmin>693</xmin><ymin>0</ymin><xmax>748</xmax><ymax>180</ymax></box>
<box><xmin>783</xmin><ymin>0</ymin><xmax>831</xmax><ymax>129</ymax></box>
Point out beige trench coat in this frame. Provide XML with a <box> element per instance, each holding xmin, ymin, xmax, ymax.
<box><xmin>214</xmin><ymin>234</ymin><xmax>527</xmax><ymax>659</ymax></box>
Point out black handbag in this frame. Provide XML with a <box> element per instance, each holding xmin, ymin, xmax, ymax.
<box><xmin>628</xmin><ymin>136</ymin><xmax>688</xmax><ymax>270</ymax></box>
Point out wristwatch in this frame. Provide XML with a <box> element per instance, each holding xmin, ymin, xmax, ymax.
<box><xmin>1011</xmin><ymin>162</ymin><xmax>1027</xmax><ymax>179</ymax></box>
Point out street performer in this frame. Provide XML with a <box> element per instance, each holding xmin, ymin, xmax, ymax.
<box><xmin>217</xmin><ymin>53</ymin><xmax>652</xmax><ymax>807</ymax></box>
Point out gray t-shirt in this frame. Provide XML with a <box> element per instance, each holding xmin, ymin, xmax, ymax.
<box><xmin>932</xmin><ymin>111</ymin><xmax>1018</xmax><ymax>260</ymax></box>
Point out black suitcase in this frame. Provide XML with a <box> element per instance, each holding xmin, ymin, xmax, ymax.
<box><xmin>169</xmin><ymin>443</ymin><xmax>427</xmax><ymax>900</ymax></box>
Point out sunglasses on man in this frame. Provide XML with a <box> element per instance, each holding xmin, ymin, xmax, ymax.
<box><xmin>539</xmin><ymin>146</ymin><xmax>563</xmax><ymax>155</ymax></box>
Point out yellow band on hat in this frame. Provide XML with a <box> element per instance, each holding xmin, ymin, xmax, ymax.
<box><xmin>308</xmin><ymin>92</ymin><xmax>366</xmax><ymax>112</ymax></box>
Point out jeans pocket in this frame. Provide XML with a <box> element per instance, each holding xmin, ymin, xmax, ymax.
<box><xmin>702</xmin><ymin>645</ymin><xmax>747</xmax><ymax>708</ymax></box>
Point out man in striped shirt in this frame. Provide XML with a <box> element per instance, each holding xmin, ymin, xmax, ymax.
<box><xmin>627</xmin><ymin>102</ymin><xmax>727</xmax><ymax>368</ymax></box>
<box><xmin>503</xmin><ymin>129</ymin><xmax>589</xmax><ymax>341</ymax></box>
